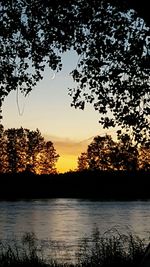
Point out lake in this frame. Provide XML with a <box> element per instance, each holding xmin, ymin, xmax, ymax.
<box><xmin>0</xmin><ymin>199</ymin><xmax>150</xmax><ymax>261</ymax></box>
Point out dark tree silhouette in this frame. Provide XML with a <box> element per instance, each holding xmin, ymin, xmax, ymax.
<box><xmin>26</xmin><ymin>128</ymin><xmax>45</xmax><ymax>173</ymax></box>
<box><xmin>0</xmin><ymin>124</ymin><xmax>8</xmax><ymax>172</ymax></box>
<box><xmin>78</xmin><ymin>133</ymin><xmax>142</xmax><ymax>171</ymax></box>
<box><xmin>35</xmin><ymin>141</ymin><xmax>59</xmax><ymax>174</ymax></box>
<box><xmin>87</xmin><ymin>135</ymin><xmax>115</xmax><ymax>170</ymax></box>
<box><xmin>112</xmin><ymin>133</ymin><xmax>139</xmax><ymax>171</ymax></box>
<box><xmin>77</xmin><ymin>152</ymin><xmax>89</xmax><ymax>171</ymax></box>
<box><xmin>6</xmin><ymin>128</ymin><xmax>20</xmax><ymax>173</ymax></box>
<box><xmin>0</xmin><ymin>0</ymin><xmax>150</xmax><ymax>140</ymax></box>
<box><xmin>112</xmin><ymin>0</ymin><xmax>150</xmax><ymax>26</ymax></box>
<box><xmin>0</xmin><ymin>126</ymin><xmax>59</xmax><ymax>174</ymax></box>
<box><xmin>138</xmin><ymin>140</ymin><xmax>150</xmax><ymax>170</ymax></box>
<box><xmin>16</xmin><ymin>127</ymin><xmax>29</xmax><ymax>172</ymax></box>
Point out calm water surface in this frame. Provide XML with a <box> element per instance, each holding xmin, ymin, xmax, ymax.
<box><xmin>0</xmin><ymin>199</ymin><xmax>150</xmax><ymax>262</ymax></box>
<box><xmin>0</xmin><ymin>199</ymin><xmax>150</xmax><ymax>260</ymax></box>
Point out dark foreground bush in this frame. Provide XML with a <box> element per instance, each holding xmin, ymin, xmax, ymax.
<box><xmin>0</xmin><ymin>230</ymin><xmax>149</xmax><ymax>267</ymax></box>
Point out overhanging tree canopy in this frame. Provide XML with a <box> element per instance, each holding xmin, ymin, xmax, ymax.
<box><xmin>1</xmin><ymin>0</ymin><xmax>150</xmax><ymax>141</ymax></box>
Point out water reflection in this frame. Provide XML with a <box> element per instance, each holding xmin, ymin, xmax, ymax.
<box><xmin>0</xmin><ymin>199</ymin><xmax>150</xmax><ymax>243</ymax></box>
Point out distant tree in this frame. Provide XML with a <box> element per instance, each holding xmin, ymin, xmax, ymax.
<box><xmin>0</xmin><ymin>124</ymin><xmax>8</xmax><ymax>173</ymax></box>
<box><xmin>6</xmin><ymin>128</ymin><xmax>20</xmax><ymax>173</ymax></box>
<box><xmin>1</xmin><ymin>1</ymin><xmax>149</xmax><ymax>140</ymax></box>
<box><xmin>79</xmin><ymin>133</ymin><xmax>140</xmax><ymax>171</ymax></box>
<box><xmin>36</xmin><ymin>141</ymin><xmax>59</xmax><ymax>174</ymax></box>
<box><xmin>5</xmin><ymin>127</ymin><xmax>29</xmax><ymax>173</ymax></box>
<box><xmin>0</xmin><ymin>126</ymin><xmax>59</xmax><ymax>174</ymax></box>
<box><xmin>25</xmin><ymin>129</ymin><xmax>60</xmax><ymax>174</ymax></box>
<box><xmin>112</xmin><ymin>133</ymin><xmax>139</xmax><ymax>171</ymax></box>
<box><xmin>15</xmin><ymin>127</ymin><xmax>28</xmax><ymax>172</ymax></box>
<box><xmin>26</xmin><ymin>129</ymin><xmax>45</xmax><ymax>173</ymax></box>
<box><xmin>138</xmin><ymin>141</ymin><xmax>150</xmax><ymax>170</ymax></box>
<box><xmin>77</xmin><ymin>152</ymin><xmax>89</xmax><ymax>171</ymax></box>
<box><xmin>87</xmin><ymin>135</ymin><xmax>115</xmax><ymax>170</ymax></box>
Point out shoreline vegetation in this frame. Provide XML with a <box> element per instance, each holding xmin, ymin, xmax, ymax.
<box><xmin>0</xmin><ymin>230</ymin><xmax>149</xmax><ymax>267</ymax></box>
<box><xmin>0</xmin><ymin>170</ymin><xmax>149</xmax><ymax>200</ymax></box>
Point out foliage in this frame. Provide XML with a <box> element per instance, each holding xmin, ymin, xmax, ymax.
<box><xmin>1</xmin><ymin>0</ymin><xmax>150</xmax><ymax>140</ymax></box>
<box><xmin>69</xmin><ymin>4</ymin><xmax>150</xmax><ymax>142</ymax></box>
<box><xmin>0</xmin><ymin>126</ymin><xmax>59</xmax><ymax>174</ymax></box>
<box><xmin>0</xmin><ymin>124</ymin><xmax>8</xmax><ymax>171</ymax></box>
<box><xmin>138</xmin><ymin>140</ymin><xmax>150</xmax><ymax>170</ymax></box>
<box><xmin>77</xmin><ymin>133</ymin><xmax>149</xmax><ymax>171</ymax></box>
<box><xmin>77</xmin><ymin>152</ymin><xmax>89</xmax><ymax>171</ymax></box>
<box><xmin>112</xmin><ymin>133</ymin><xmax>139</xmax><ymax>171</ymax></box>
<box><xmin>87</xmin><ymin>135</ymin><xmax>115</xmax><ymax>170</ymax></box>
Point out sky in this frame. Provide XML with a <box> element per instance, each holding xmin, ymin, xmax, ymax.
<box><xmin>1</xmin><ymin>51</ymin><xmax>116</xmax><ymax>173</ymax></box>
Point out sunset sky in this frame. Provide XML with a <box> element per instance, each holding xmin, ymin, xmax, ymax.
<box><xmin>2</xmin><ymin>51</ymin><xmax>117</xmax><ymax>173</ymax></box>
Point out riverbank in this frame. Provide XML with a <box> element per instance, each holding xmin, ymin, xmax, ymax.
<box><xmin>0</xmin><ymin>170</ymin><xmax>150</xmax><ymax>200</ymax></box>
<box><xmin>0</xmin><ymin>231</ymin><xmax>149</xmax><ymax>267</ymax></box>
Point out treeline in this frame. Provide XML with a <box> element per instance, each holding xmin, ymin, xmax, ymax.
<box><xmin>0</xmin><ymin>170</ymin><xmax>149</xmax><ymax>200</ymax></box>
<box><xmin>0</xmin><ymin>125</ymin><xmax>149</xmax><ymax>175</ymax></box>
<box><xmin>0</xmin><ymin>125</ymin><xmax>59</xmax><ymax>174</ymax></box>
<box><xmin>77</xmin><ymin>133</ymin><xmax>150</xmax><ymax>171</ymax></box>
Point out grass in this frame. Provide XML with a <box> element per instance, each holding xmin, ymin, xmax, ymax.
<box><xmin>76</xmin><ymin>228</ymin><xmax>148</xmax><ymax>267</ymax></box>
<box><xmin>0</xmin><ymin>230</ymin><xmax>149</xmax><ymax>267</ymax></box>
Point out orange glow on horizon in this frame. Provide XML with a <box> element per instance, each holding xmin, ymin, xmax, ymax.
<box><xmin>53</xmin><ymin>137</ymin><xmax>93</xmax><ymax>173</ymax></box>
<box><xmin>56</xmin><ymin>155</ymin><xmax>78</xmax><ymax>173</ymax></box>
